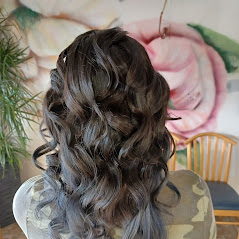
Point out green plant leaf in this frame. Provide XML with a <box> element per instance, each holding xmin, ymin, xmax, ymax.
<box><xmin>188</xmin><ymin>23</ymin><xmax>239</xmax><ymax>73</ymax></box>
<box><xmin>0</xmin><ymin>11</ymin><xmax>39</xmax><ymax>175</ymax></box>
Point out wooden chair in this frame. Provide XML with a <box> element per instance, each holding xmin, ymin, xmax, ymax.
<box><xmin>167</xmin><ymin>133</ymin><xmax>181</xmax><ymax>171</ymax></box>
<box><xmin>185</xmin><ymin>132</ymin><xmax>239</xmax><ymax>238</ymax></box>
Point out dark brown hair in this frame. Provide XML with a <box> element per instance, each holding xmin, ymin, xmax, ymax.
<box><xmin>33</xmin><ymin>27</ymin><xmax>180</xmax><ymax>239</ymax></box>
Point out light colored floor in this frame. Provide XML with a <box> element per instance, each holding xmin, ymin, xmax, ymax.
<box><xmin>216</xmin><ymin>217</ymin><xmax>239</xmax><ymax>239</ymax></box>
<box><xmin>1</xmin><ymin>223</ymin><xmax>26</xmax><ymax>239</ymax></box>
<box><xmin>1</xmin><ymin>219</ymin><xmax>238</xmax><ymax>239</ymax></box>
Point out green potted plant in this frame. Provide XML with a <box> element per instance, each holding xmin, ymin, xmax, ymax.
<box><xmin>0</xmin><ymin>12</ymin><xmax>39</xmax><ymax>227</ymax></box>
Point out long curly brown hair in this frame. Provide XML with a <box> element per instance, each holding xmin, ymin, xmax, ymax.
<box><xmin>33</xmin><ymin>27</ymin><xmax>180</xmax><ymax>239</ymax></box>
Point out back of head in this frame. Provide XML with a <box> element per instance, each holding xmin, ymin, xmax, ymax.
<box><xmin>33</xmin><ymin>27</ymin><xmax>179</xmax><ymax>239</ymax></box>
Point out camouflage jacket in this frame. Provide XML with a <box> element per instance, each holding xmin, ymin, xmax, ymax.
<box><xmin>13</xmin><ymin>170</ymin><xmax>216</xmax><ymax>239</ymax></box>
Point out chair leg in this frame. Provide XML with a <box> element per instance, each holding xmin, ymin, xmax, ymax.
<box><xmin>218</xmin><ymin>216</ymin><xmax>223</xmax><ymax>222</ymax></box>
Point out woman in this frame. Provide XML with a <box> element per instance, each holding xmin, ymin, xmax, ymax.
<box><xmin>13</xmin><ymin>28</ymin><xmax>216</xmax><ymax>239</ymax></box>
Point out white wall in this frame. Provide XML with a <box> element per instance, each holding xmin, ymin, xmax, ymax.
<box><xmin>16</xmin><ymin>0</ymin><xmax>239</xmax><ymax>193</ymax></box>
<box><xmin>119</xmin><ymin>0</ymin><xmax>239</xmax><ymax>40</ymax></box>
<box><xmin>119</xmin><ymin>0</ymin><xmax>239</xmax><ymax>192</ymax></box>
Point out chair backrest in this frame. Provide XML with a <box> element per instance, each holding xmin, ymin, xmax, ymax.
<box><xmin>185</xmin><ymin>132</ymin><xmax>237</xmax><ymax>182</ymax></box>
<box><xmin>167</xmin><ymin>133</ymin><xmax>181</xmax><ymax>171</ymax></box>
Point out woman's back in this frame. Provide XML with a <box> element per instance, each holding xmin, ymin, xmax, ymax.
<box><xmin>13</xmin><ymin>170</ymin><xmax>216</xmax><ymax>239</ymax></box>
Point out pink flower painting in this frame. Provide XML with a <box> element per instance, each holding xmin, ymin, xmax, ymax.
<box><xmin>124</xmin><ymin>19</ymin><xmax>228</xmax><ymax>147</ymax></box>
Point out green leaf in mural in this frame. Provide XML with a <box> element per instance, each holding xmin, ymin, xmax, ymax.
<box><xmin>168</xmin><ymin>99</ymin><xmax>175</xmax><ymax>110</ymax></box>
<box><xmin>12</xmin><ymin>6</ymin><xmax>40</xmax><ymax>32</ymax></box>
<box><xmin>176</xmin><ymin>147</ymin><xmax>187</xmax><ymax>167</ymax></box>
<box><xmin>176</xmin><ymin>141</ymin><xmax>200</xmax><ymax>174</ymax></box>
<box><xmin>188</xmin><ymin>24</ymin><xmax>239</xmax><ymax>73</ymax></box>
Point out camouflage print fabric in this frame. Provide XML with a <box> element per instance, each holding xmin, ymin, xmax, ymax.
<box><xmin>163</xmin><ymin>170</ymin><xmax>216</xmax><ymax>239</ymax></box>
<box><xmin>13</xmin><ymin>170</ymin><xmax>216</xmax><ymax>239</ymax></box>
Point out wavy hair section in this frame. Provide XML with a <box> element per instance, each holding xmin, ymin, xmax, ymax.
<box><xmin>33</xmin><ymin>28</ymin><xmax>180</xmax><ymax>239</ymax></box>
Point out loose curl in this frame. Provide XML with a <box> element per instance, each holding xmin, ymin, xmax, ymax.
<box><xmin>33</xmin><ymin>28</ymin><xmax>180</xmax><ymax>239</ymax></box>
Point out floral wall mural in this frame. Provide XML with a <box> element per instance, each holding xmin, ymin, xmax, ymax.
<box><xmin>124</xmin><ymin>18</ymin><xmax>239</xmax><ymax>170</ymax></box>
<box><xmin>1</xmin><ymin>0</ymin><xmax>239</xmax><ymax>192</ymax></box>
<box><xmin>125</xmin><ymin>19</ymin><xmax>235</xmax><ymax>141</ymax></box>
<box><xmin>1</xmin><ymin>0</ymin><xmax>120</xmax><ymax>98</ymax></box>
